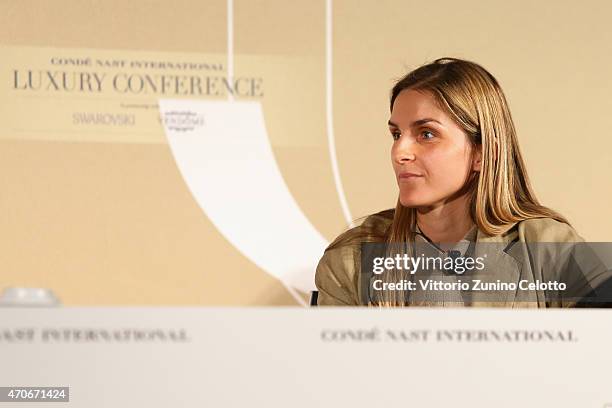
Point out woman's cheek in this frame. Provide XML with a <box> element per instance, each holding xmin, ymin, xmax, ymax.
<box><xmin>434</xmin><ymin>154</ymin><xmax>472</xmax><ymax>193</ymax></box>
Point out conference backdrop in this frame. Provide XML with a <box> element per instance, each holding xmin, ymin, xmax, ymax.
<box><xmin>1</xmin><ymin>0</ymin><xmax>611</xmax><ymax>305</ymax></box>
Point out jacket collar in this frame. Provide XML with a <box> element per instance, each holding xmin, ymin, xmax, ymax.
<box><xmin>476</xmin><ymin>221</ymin><xmax>520</xmax><ymax>244</ymax></box>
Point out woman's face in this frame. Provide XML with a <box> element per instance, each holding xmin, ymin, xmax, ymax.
<box><xmin>389</xmin><ymin>89</ymin><xmax>480</xmax><ymax>209</ymax></box>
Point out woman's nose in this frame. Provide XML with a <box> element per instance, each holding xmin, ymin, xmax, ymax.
<box><xmin>392</xmin><ymin>137</ymin><xmax>416</xmax><ymax>163</ymax></box>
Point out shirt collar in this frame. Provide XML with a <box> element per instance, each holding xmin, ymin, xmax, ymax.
<box><xmin>414</xmin><ymin>223</ymin><xmax>478</xmax><ymax>256</ymax></box>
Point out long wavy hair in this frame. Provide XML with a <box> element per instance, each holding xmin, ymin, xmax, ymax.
<box><xmin>327</xmin><ymin>57</ymin><xmax>569</xmax><ymax>306</ymax></box>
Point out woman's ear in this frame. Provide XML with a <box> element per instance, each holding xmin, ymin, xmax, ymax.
<box><xmin>472</xmin><ymin>147</ymin><xmax>482</xmax><ymax>172</ymax></box>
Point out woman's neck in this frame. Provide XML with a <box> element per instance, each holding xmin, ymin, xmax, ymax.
<box><xmin>415</xmin><ymin>193</ymin><xmax>474</xmax><ymax>244</ymax></box>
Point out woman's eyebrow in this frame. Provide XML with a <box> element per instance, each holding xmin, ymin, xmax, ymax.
<box><xmin>388</xmin><ymin>118</ymin><xmax>442</xmax><ymax>127</ymax></box>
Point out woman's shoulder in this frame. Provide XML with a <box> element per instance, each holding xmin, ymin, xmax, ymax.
<box><xmin>359</xmin><ymin>208</ymin><xmax>395</xmax><ymax>232</ymax></box>
<box><xmin>315</xmin><ymin>209</ymin><xmax>394</xmax><ymax>305</ymax></box>
<box><xmin>327</xmin><ymin>209</ymin><xmax>394</xmax><ymax>250</ymax></box>
<box><xmin>516</xmin><ymin>217</ymin><xmax>583</xmax><ymax>242</ymax></box>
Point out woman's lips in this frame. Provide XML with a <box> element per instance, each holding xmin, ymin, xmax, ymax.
<box><xmin>398</xmin><ymin>172</ymin><xmax>423</xmax><ymax>179</ymax></box>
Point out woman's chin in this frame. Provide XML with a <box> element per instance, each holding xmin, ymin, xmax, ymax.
<box><xmin>398</xmin><ymin>195</ymin><xmax>429</xmax><ymax>208</ymax></box>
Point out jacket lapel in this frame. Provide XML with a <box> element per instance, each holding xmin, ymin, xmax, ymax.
<box><xmin>469</xmin><ymin>223</ymin><xmax>523</xmax><ymax>307</ymax></box>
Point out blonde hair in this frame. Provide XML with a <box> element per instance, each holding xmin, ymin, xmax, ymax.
<box><xmin>327</xmin><ymin>57</ymin><xmax>570</xmax><ymax>306</ymax></box>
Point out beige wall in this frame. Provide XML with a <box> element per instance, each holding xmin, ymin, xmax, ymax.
<box><xmin>1</xmin><ymin>0</ymin><xmax>610</xmax><ymax>305</ymax></box>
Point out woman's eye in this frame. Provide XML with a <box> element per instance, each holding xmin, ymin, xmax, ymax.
<box><xmin>391</xmin><ymin>131</ymin><xmax>401</xmax><ymax>141</ymax></box>
<box><xmin>421</xmin><ymin>130</ymin><xmax>435</xmax><ymax>140</ymax></box>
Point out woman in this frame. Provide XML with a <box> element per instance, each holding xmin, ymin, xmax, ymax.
<box><xmin>315</xmin><ymin>57</ymin><xmax>611</xmax><ymax>307</ymax></box>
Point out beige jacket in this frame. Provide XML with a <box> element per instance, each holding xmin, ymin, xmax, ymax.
<box><xmin>315</xmin><ymin>211</ymin><xmax>611</xmax><ymax>307</ymax></box>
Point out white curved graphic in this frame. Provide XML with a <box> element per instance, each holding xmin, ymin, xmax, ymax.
<box><xmin>158</xmin><ymin>0</ymin><xmax>353</xmax><ymax>303</ymax></box>
<box><xmin>226</xmin><ymin>0</ymin><xmax>234</xmax><ymax>102</ymax></box>
<box><xmin>325</xmin><ymin>0</ymin><xmax>354</xmax><ymax>228</ymax></box>
<box><xmin>159</xmin><ymin>99</ymin><xmax>328</xmax><ymax>295</ymax></box>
